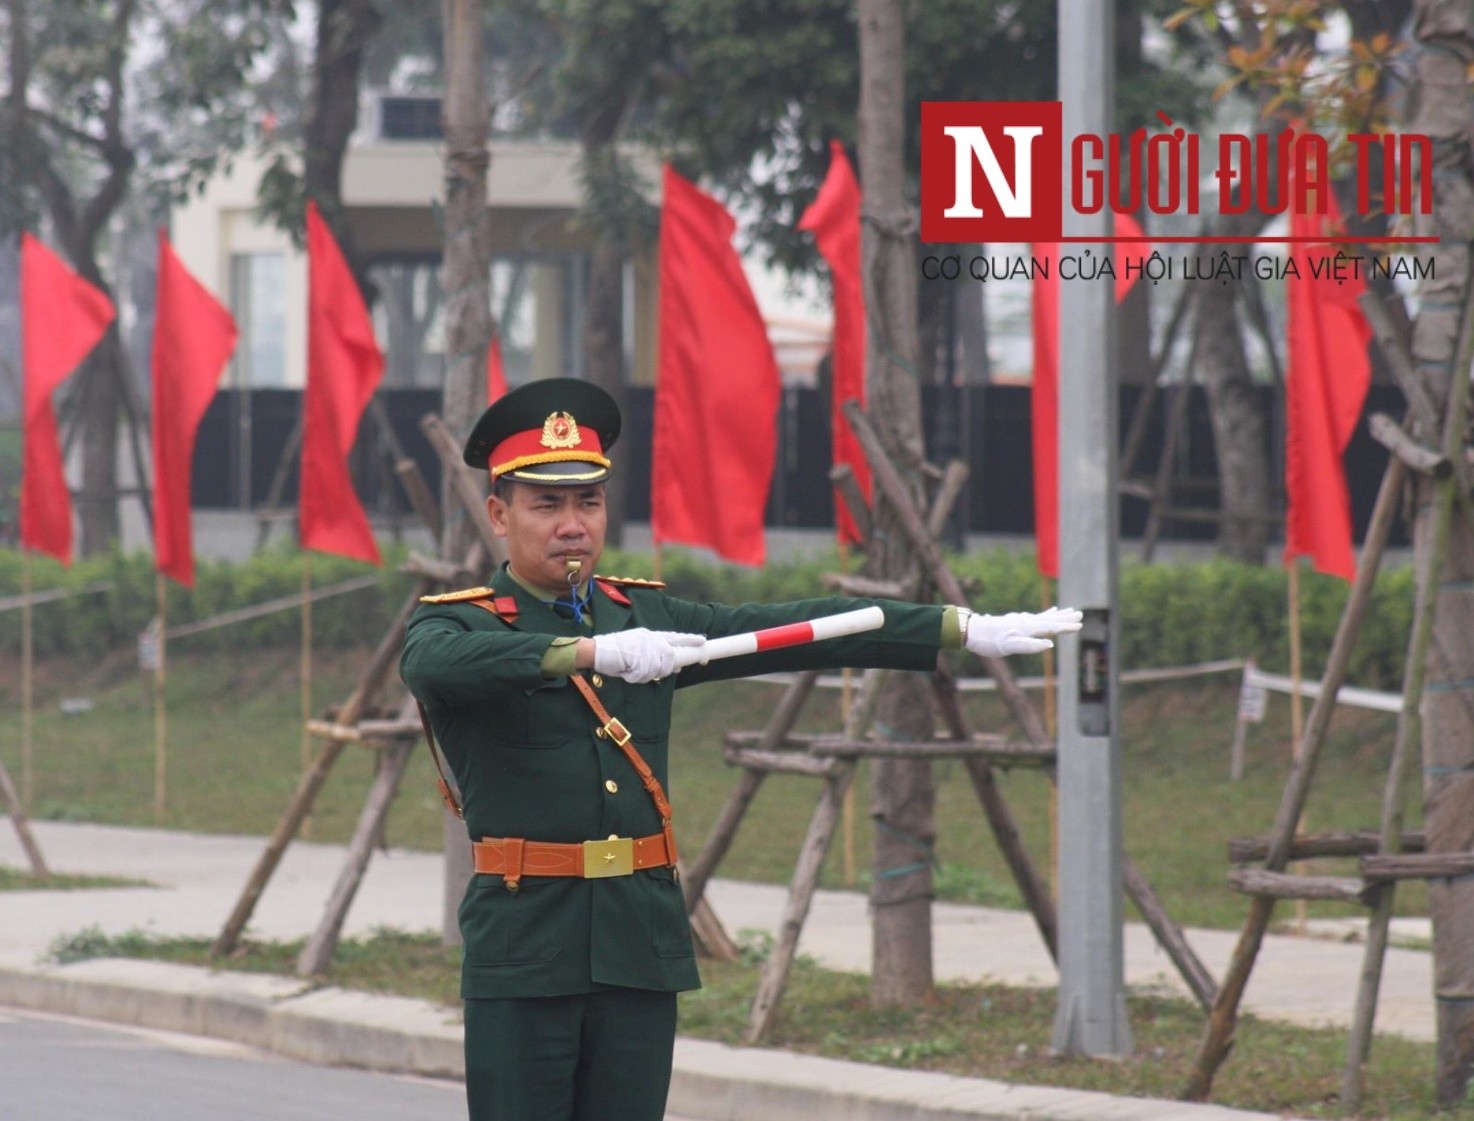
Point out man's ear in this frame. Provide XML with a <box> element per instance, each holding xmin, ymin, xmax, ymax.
<box><xmin>486</xmin><ymin>494</ymin><xmax>510</xmax><ymax>538</ymax></box>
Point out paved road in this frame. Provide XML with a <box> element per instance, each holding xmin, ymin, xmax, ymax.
<box><xmin>0</xmin><ymin>1007</ymin><xmax>463</xmax><ymax>1121</ymax></box>
<box><xmin>0</xmin><ymin>1006</ymin><xmax>707</xmax><ymax>1121</ymax></box>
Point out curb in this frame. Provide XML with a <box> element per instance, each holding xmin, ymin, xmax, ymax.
<box><xmin>0</xmin><ymin>957</ymin><xmax>1296</xmax><ymax>1121</ymax></box>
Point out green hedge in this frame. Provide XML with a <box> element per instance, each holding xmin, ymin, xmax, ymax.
<box><xmin>0</xmin><ymin>545</ymin><xmax>1415</xmax><ymax>690</ymax></box>
<box><xmin>0</xmin><ymin>547</ymin><xmax>415</xmax><ymax>656</ymax></box>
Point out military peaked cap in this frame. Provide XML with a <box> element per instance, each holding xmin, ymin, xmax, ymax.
<box><xmin>462</xmin><ymin>377</ymin><xmax>621</xmax><ymax>485</ymax></box>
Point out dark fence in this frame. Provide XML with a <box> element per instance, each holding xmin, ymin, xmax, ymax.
<box><xmin>190</xmin><ymin>383</ymin><xmax>1409</xmax><ymax>548</ymax></box>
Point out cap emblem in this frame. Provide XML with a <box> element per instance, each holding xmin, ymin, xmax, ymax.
<box><xmin>541</xmin><ymin>412</ymin><xmax>582</xmax><ymax>449</ymax></box>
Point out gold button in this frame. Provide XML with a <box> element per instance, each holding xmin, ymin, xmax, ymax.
<box><xmin>595</xmin><ymin>726</ymin><xmax>607</xmax><ymax>738</ymax></box>
<box><xmin>591</xmin><ymin>673</ymin><xmax>605</xmax><ymax>688</ymax></box>
<box><xmin>604</xmin><ymin>779</ymin><xmax>619</xmax><ymax>794</ymax></box>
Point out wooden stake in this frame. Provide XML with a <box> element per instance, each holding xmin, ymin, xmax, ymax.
<box><xmin>212</xmin><ymin>581</ymin><xmax>431</xmax><ymax>958</ymax></box>
<box><xmin>301</xmin><ymin>555</ymin><xmax>314</xmax><ymax>839</ymax></box>
<box><xmin>1183</xmin><ymin>453</ymin><xmax>1408</xmax><ymax>1101</ymax></box>
<box><xmin>0</xmin><ymin>753</ymin><xmax>48</xmax><ymax>877</ymax></box>
<box><xmin>153</xmin><ymin>575</ymin><xmax>167</xmax><ymax>826</ymax></box>
<box><xmin>746</xmin><ymin>761</ymin><xmax>857</xmax><ymax>1044</ymax></box>
<box><xmin>1287</xmin><ymin>561</ymin><xmax>1307</xmax><ymax>934</ymax></box>
<box><xmin>1344</xmin><ymin>385</ymin><xmax>1474</xmax><ymax>1107</ymax></box>
<box><xmin>297</xmin><ymin>734</ymin><xmax>416</xmax><ymax>977</ymax></box>
<box><xmin>20</xmin><ymin>552</ymin><xmax>32</xmax><ymax>813</ymax></box>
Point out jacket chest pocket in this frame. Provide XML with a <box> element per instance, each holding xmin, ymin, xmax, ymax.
<box><xmin>595</xmin><ymin>677</ymin><xmax>669</xmax><ymax>744</ymax></box>
<box><xmin>521</xmin><ymin>678</ymin><xmax>578</xmax><ymax>748</ymax></box>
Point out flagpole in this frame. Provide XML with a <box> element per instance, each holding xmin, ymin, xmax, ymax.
<box><xmin>154</xmin><ymin>573</ymin><xmax>168</xmax><ymax>825</ymax></box>
<box><xmin>1288</xmin><ymin>559</ymin><xmax>1307</xmax><ymax>932</ymax></box>
<box><xmin>301</xmin><ymin>552</ymin><xmax>314</xmax><ymax>838</ymax></box>
<box><xmin>838</xmin><ymin>540</ymin><xmax>856</xmax><ymax>886</ymax></box>
<box><xmin>21</xmin><ymin>551</ymin><xmax>33</xmax><ymax>813</ymax></box>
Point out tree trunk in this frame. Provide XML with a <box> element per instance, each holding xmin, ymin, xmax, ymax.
<box><xmin>858</xmin><ymin>0</ymin><xmax>934</xmax><ymax>1010</ymax></box>
<box><xmin>1410</xmin><ymin>1</ymin><xmax>1474</xmax><ymax>1103</ymax></box>
<box><xmin>869</xmin><ymin>674</ymin><xmax>936</xmax><ymax>1005</ymax></box>
<box><xmin>1193</xmin><ymin>267</ymin><xmax>1270</xmax><ymax>563</ymax></box>
<box><xmin>439</xmin><ymin>0</ymin><xmax>492</xmax><ymax>547</ymax></box>
<box><xmin>305</xmin><ymin>0</ymin><xmax>381</xmax><ymax>278</ymax></box>
<box><xmin>76</xmin><ymin>329</ymin><xmax>122</xmax><ymax>554</ymax></box>
<box><xmin>584</xmin><ymin>236</ymin><xmax>627</xmax><ymax>545</ymax></box>
<box><xmin>577</xmin><ymin>102</ymin><xmax>634</xmax><ymax>549</ymax></box>
<box><xmin>437</xmin><ymin>0</ymin><xmax>492</xmax><ymax>947</ymax></box>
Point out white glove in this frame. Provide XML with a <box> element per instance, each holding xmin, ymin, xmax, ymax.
<box><xmin>593</xmin><ymin>628</ymin><xmax>706</xmax><ymax>684</ymax></box>
<box><xmin>962</xmin><ymin>605</ymin><xmax>1082</xmax><ymax>658</ymax></box>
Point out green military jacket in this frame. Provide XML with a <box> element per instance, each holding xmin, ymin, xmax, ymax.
<box><xmin>399</xmin><ymin>563</ymin><xmax>952</xmax><ymax>1001</ymax></box>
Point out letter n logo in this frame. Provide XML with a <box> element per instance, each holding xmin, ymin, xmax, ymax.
<box><xmin>920</xmin><ymin>101</ymin><xmax>1062</xmax><ymax>244</ymax></box>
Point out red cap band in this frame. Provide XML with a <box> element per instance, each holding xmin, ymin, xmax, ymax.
<box><xmin>488</xmin><ymin>412</ymin><xmax>609</xmax><ymax>478</ymax></box>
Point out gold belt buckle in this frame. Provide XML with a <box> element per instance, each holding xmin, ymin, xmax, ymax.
<box><xmin>582</xmin><ymin>836</ymin><xmax>634</xmax><ymax>878</ymax></box>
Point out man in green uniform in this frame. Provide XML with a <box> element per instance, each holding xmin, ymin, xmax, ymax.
<box><xmin>400</xmin><ymin>378</ymin><xmax>1078</xmax><ymax>1121</ymax></box>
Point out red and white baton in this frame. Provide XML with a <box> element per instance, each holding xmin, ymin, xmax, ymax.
<box><xmin>671</xmin><ymin>605</ymin><xmax>885</xmax><ymax>670</ymax></box>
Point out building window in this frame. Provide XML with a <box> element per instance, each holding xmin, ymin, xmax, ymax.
<box><xmin>228</xmin><ymin>253</ymin><xmax>287</xmax><ymax>388</ymax></box>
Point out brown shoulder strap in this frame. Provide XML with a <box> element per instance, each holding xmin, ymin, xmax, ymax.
<box><xmin>570</xmin><ymin>674</ymin><xmax>679</xmax><ymax>863</ymax></box>
<box><xmin>416</xmin><ymin>701</ymin><xmax>464</xmax><ymax>819</ymax></box>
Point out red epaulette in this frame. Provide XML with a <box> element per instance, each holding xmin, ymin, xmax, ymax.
<box><xmin>594</xmin><ymin>574</ymin><xmax>665</xmax><ymax>606</ymax></box>
<box><xmin>419</xmin><ymin>586</ymin><xmax>519</xmax><ymax>623</ymax></box>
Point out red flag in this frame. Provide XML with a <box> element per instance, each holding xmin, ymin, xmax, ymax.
<box><xmin>799</xmin><ymin>140</ymin><xmax>870</xmax><ymax>546</ymax></box>
<box><xmin>652</xmin><ymin>167</ymin><xmax>780</xmax><ymax>566</ymax></box>
<box><xmin>487</xmin><ymin>330</ymin><xmax>509</xmax><ymax>405</ymax></box>
<box><xmin>151</xmin><ymin>232</ymin><xmax>238</xmax><ymax>586</ymax></box>
<box><xmin>19</xmin><ymin>234</ymin><xmax>115</xmax><ymax>564</ymax></box>
<box><xmin>300</xmin><ymin>201</ymin><xmax>384</xmax><ymax>564</ymax></box>
<box><xmin>1284</xmin><ymin>193</ymin><xmax>1371</xmax><ymax>581</ymax></box>
<box><xmin>1030</xmin><ymin>215</ymin><xmax>1144</xmax><ymax>579</ymax></box>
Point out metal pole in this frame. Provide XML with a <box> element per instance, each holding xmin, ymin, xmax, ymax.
<box><xmin>1052</xmin><ymin>0</ymin><xmax>1132</xmax><ymax>1057</ymax></box>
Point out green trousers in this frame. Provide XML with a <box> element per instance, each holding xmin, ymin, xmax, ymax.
<box><xmin>464</xmin><ymin>989</ymin><xmax>678</xmax><ymax>1121</ymax></box>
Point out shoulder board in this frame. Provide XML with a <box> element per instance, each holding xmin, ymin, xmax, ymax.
<box><xmin>420</xmin><ymin>586</ymin><xmax>496</xmax><ymax>604</ymax></box>
<box><xmin>593</xmin><ymin>575</ymin><xmax>666</xmax><ymax>589</ymax></box>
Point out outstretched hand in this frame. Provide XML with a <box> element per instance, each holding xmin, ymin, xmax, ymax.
<box><xmin>592</xmin><ymin>628</ymin><xmax>705</xmax><ymax>684</ymax></box>
<box><xmin>962</xmin><ymin>606</ymin><xmax>1083</xmax><ymax>658</ymax></box>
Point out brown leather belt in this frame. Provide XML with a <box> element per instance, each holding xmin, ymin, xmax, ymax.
<box><xmin>473</xmin><ymin>832</ymin><xmax>675</xmax><ymax>891</ymax></box>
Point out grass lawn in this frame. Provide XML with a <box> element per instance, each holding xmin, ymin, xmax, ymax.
<box><xmin>0</xmin><ymin>642</ymin><xmax>1418</xmax><ymax>930</ymax></box>
<box><xmin>1</xmin><ymin>641</ymin><xmax>1453</xmax><ymax>1117</ymax></box>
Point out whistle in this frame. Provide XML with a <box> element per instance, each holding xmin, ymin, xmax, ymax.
<box><xmin>565</xmin><ymin>557</ymin><xmax>583</xmax><ymax>585</ymax></box>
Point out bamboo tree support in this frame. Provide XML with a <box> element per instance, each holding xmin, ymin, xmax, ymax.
<box><xmin>746</xmin><ymin>759</ymin><xmax>858</xmax><ymax>1044</ymax></box>
<box><xmin>682</xmin><ymin>669</ymin><xmax>821</xmax><ymax>913</ymax></box>
<box><xmin>154</xmin><ymin>576</ymin><xmax>168</xmax><ymax>825</ymax></box>
<box><xmin>745</xmin><ymin>665</ymin><xmax>888</xmax><ymax>1045</ymax></box>
<box><xmin>301</xmin><ymin>557</ymin><xmax>314</xmax><ymax>838</ymax></box>
<box><xmin>1343</xmin><ymin>315</ymin><xmax>1474</xmax><ymax>1108</ymax></box>
<box><xmin>0</xmin><ymin>756</ymin><xmax>48</xmax><ymax>877</ymax></box>
<box><xmin>297</xmin><ymin>701</ymin><xmax>419</xmax><ymax>977</ymax></box>
<box><xmin>211</xmin><ymin>581</ymin><xmax>434</xmax><ymax>957</ymax></box>
<box><xmin>846</xmin><ymin>402</ymin><xmax>1213</xmax><ymax>1004</ymax></box>
<box><xmin>21</xmin><ymin>553</ymin><xmax>33</xmax><ymax>812</ymax></box>
<box><xmin>931</xmin><ymin>667</ymin><xmax>1059</xmax><ymax>961</ymax></box>
<box><xmin>1287</xmin><ymin>562</ymin><xmax>1308</xmax><ymax>933</ymax></box>
<box><xmin>214</xmin><ymin>423</ymin><xmax>481</xmax><ymax>958</ymax></box>
<box><xmin>1182</xmin><ymin>450</ymin><xmax>1410</xmax><ymax>1101</ymax></box>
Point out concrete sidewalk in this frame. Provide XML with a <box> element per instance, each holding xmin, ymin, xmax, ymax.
<box><xmin>0</xmin><ymin>820</ymin><xmax>1431</xmax><ymax>1120</ymax></box>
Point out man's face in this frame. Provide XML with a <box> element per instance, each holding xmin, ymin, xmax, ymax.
<box><xmin>487</xmin><ymin>482</ymin><xmax>607</xmax><ymax>595</ymax></box>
